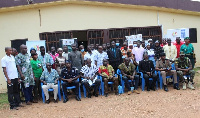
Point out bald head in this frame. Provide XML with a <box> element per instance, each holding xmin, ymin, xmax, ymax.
<box><xmin>20</xmin><ymin>44</ymin><xmax>27</xmax><ymax>54</ymax></box>
<box><xmin>5</xmin><ymin>47</ymin><xmax>12</xmax><ymax>55</ymax></box>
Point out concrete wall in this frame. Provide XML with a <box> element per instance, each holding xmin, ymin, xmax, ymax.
<box><xmin>0</xmin><ymin>3</ymin><xmax>199</xmax><ymax>92</ymax></box>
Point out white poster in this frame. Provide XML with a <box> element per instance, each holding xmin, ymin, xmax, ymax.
<box><xmin>137</xmin><ymin>34</ymin><xmax>142</xmax><ymax>41</ymax></box>
<box><xmin>166</xmin><ymin>28</ymin><xmax>189</xmax><ymax>42</ymax></box>
<box><xmin>26</xmin><ymin>40</ymin><xmax>46</xmax><ymax>56</ymax></box>
<box><xmin>62</xmin><ymin>38</ymin><xmax>77</xmax><ymax>46</ymax></box>
<box><xmin>126</xmin><ymin>34</ymin><xmax>143</xmax><ymax>46</ymax></box>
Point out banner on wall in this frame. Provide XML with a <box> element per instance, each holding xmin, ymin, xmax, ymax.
<box><xmin>61</xmin><ymin>38</ymin><xmax>77</xmax><ymax>46</ymax></box>
<box><xmin>125</xmin><ymin>34</ymin><xmax>142</xmax><ymax>46</ymax></box>
<box><xmin>26</xmin><ymin>40</ymin><xmax>46</xmax><ymax>56</ymax></box>
<box><xmin>166</xmin><ymin>28</ymin><xmax>189</xmax><ymax>42</ymax></box>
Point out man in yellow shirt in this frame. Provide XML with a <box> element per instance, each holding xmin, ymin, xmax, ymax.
<box><xmin>163</xmin><ymin>38</ymin><xmax>177</xmax><ymax>62</ymax></box>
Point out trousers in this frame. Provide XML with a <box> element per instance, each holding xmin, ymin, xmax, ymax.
<box><xmin>62</xmin><ymin>80</ymin><xmax>79</xmax><ymax>98</ymax></box>
<box><xmin>82</xmin><ymin>79</ymin><xmax>101</xmax><ymax>94</ymax></box>
<box><xmin>103</xmin><ymin>76</ymin><xmax>119</xmax><ymax>94</ymax></box>
<box><xmin>42</xmin><ymin>83</ymin><xmax>58</xmax><ymax>100</ymax></box>
<box><xmin>160</xmin><ymin>70</ymin><xmax>177</xmax><ymax>85</ymax></box>
<box><xmin>177</xmin><ymin>70</ymin><xmax>195</xmax><ymax>82</ymax></box>
<box><xmin>122</xmin><ymin>75</ymin><xmax>139</xmax><ymax>91</ymax></box>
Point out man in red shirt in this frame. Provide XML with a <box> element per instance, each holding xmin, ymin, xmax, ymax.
<box><xmin>173</xmin><ymin>37</ymin><xmax>184</xmax><ymax>58</ymax></box>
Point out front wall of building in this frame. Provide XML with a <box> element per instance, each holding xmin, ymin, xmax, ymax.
<box><xmin>0</xmin><ymin>3</ymin><xmax>199</xmax><ymax>92</ymax></box>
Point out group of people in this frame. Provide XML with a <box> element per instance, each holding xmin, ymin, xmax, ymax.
<box><xmin>1</xmin><ymin>36</ymin><xmax>196</xmax><ymax>110</ymax></box>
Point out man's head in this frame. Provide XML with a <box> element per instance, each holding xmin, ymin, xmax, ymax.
<box><xmin>95</xmin><ymin>44</ymin><xmax>99</xmax><ymax>50</ymax></box>
<box><xmin>5</xmin><ymin>47</ymin><xmax>12</xmax><ymax>55</ymax></box>
<box><xmin>86</xmin><ymin>58</ymin><xmax>92</xmax><ymax>66</ymax></box>
<box><xmin>123</xmin><ymin>42</ymin><xmax>127</xmax><ymax>50</ymax></box>
<box><xmin>167</xmin><ymin>38</ymin><xmax>171</xmax><ymax>46</ymax></box>
<box><xmin>63</xmin><ymin>45</ymin><xmax>68</xmax><ymax>53</ymax></box>
<box><xmin>160</xmin><ymin>52</ymin><xmax>166</xmax><ymax>60</ymax></box>
<box><xmin>111</xmin><ymin>41</ymin><xmax>116</xmax><ymax>48</ymax></box>
<box><xmin>124</xmin><ymin>58</ymin><xmax>130</xmax><ymax>65</ymax></box>
<box><xmin>79</xmin><ymin>45</ymin><xmax>84</xmax><ymax>52</ymax></box>
<box><xmin>30</xmin><ymin>48</ymin><xmax>36</xmax><ymax>55</ymax></box>
<box><xmin>46</xmin><ymin>63</ymin><xmax>52</xmax><ymax>70</ymax></box>
<box><xmin>155</xmin><ymin>40</ymin><xmax>159</xmax><ymax>47</ymax></box>
<box><xmin>102</xmin><ymin>44</ymin><xmax>107</xmax><ymax>50</ymax></box>
<box><xmin>12</xmin><ymin>48</ymin><xmax>18</xmax><ymax>56</ymax></box>
<box><xmin>143</xmin><ymin>52</ymin><xmax>149</xmax><ymax>60</ymax></box>
<box><xmin>146</xmin><ymin>44</ymin><xmax>150</xmax><ymax>50</ymax></box>
<box><xmin>184</xmin><ymin>37</ymin><xmax>190</xmax><ymax>45</ymax></box>
<box><xmin>141</xmin><ymin>40</ymin><xmax>145</xmax><ymax>48</ymax></box>
<box><xmin>65</xmin><ymin>60</ymin><xmax>71</xmax><ymax>68</ymax></box>
<box><xmin>148</xmin><ymin>39</ymin><xmax>153</xmax><ymax>44</ymax></box>
<box><xmin>127</xmin><ymin>52</ymin><xmax>132</xmax><ymax>57</ymax></box>
<box><xmin>31</xmin><ymin>52</ymin><xmax>38</xmax><ymax>60</ymax></box>
<box><xmin>87</xmin><ymin>45</ymin><xmax>92</xmax><ymax>52</ymax></box>
<box><xmin>90</xmin><ymin>44</ymin><xmax>94</xmax><ymax>50</ymax></box>
<box><xmin>133</xmin><ymin>41</ymin><xmax>137</xmax><ymax>47</ymax></box>
<box><xmin>103</xmin><ymin>59</ymin><xmax>108</xmax><ymax>66</ymax></box>
<box><xmin>57</xmin><ymin>48</ymin><xmax>63</xmax><ymax>55</ymax></box>
<box><xmin>40</xmin><ymin>46</ymin><xmax>45</xmax><ymax>55</ymax></box>
<box><xmin>51</xmin><ymin>47</ymin><xmax>56</xmax><ymax>53</ymax></box>
<box><xmin>176</xmin><ymin>37</ymin><xmax>181</xmax><ymax>44</ymax></box>
<box><xmin>116</xmin><ymin>40</ymin><xmax>120</xmax><ymax>47</ymax></box>
<box><xmin>71</xmin><ymin>43</ymin><xmax>76</xmax><ymax>51</ymax></box>
<box><xmin>163</xmin><ymin>38</ymin><xmax>167</xmax><ymax>44</ymax></box>
<box><xmin>20</xmin><ymin>44</ymin><xmax>27</xmax><ymax>54</ymax></box>
<box><xmin>180</xmin><ymin>51</ymin><xmax>185</xmax><ymax>59</ymax></box>
<box><xmin>137</xmin><ymin>41</ymin><xmax>141</xmax><ymax>48</ymax></box>
<box><xmin>98</xmin><ymin>46</ymin><xmax>103</xmax><ymax>53</ymax></box>
<box><xmin>106</xmin><ymin>43</ymin><xmax>111</xmax><ymax>49</ymax></box>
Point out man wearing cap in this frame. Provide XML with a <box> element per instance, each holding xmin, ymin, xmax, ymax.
<box><xmin>155</xmin><ymin>52</ymin><xmax>180</xmax><ymax>91</ymax></box>
<box><xmin>163</xmin><ymin>38</ymin><xmax>177</xmax><ymax>62</ymax></box>
<box><xmin>148</xmin><ymin>39</ymin><xmax>155</xmax><ymax>49</ymax></box>
<box><xmin>61</xmin><ymin>60</ymin><xmax>81</xmax><ymax>103</ymax></box>
<box><xmin>180</xmin><ymin>37</ymin><xmax>196</xmax><ymax>69</ymax></box>
<box><xmin>154</xmin><ymin>40</ymin><xmax>164</xmax><ymax>61</ymax></box>
<box><xmin>175</xmin><ymin>52</ymin><xmax>195</xmax><ymax>90</ymax></box>
<box><xmin>173</xmin><ymin>37</ymin><xmax>184</xmax><ymax>58</ymax></box>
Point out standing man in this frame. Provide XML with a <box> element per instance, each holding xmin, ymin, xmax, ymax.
<box><xmin>38</xmin><ymin>46</ymin><xmax>54</xmax><ymax>70</ymax></box>
<box><xmin>102</xmin><ymin>43</ymin><xmax>107</xmax><ymax>52</ymax></box>
<box><xmin>175</xmin><ymin>52</ymin><xmax>195</xmax><ymax>90</ymax></box>
<box><xmin>61</xmin><ymin>60</ymin><xmax>81</xmax><ymax>103</ymax></box>
<box><xmin>62</xmin><ymin>45</ymin><xmax>69</xmax><ymax>60</ymax></box>
<box><xmin>132</xmin><ymin>41</ymin><xmax>145</xmax><ymax>63</ymax></box>
<box><xmin>15</xmin><ymin>44</ymin><xmax>35</xmax><ymax>105</ymax></box>
<box><xmin>163</xmin><ymin>38</ymin><xmax>177</xmax><ymax>62</ymax></box>
<box><xmin>106</xmin><ymin>43</ymin><xmax>111</xmax><ymax>50</ymax></box>
<box><xmin>1</xmin><ymin>47</ymin><xmax>21</xmax><ymax>110</ymax></box>
<box><xmin>81</xmin><ymin>58</ymin><xmax>101</xmax><ymax>98</ymax></box>
<box><xmin>107</xmin><ymin>41</ymin><xmax>123</xmax><ymax>71</ymax></box>
<box><xmin>155</xmin><ymin>52</ymin><xmax>180</xmax><ymax>92</ymax></box>
<box><xmin>139</xmin><ymin>53</ymin><xmax>157</xmax><ymax>91</ymax></box>
<box><xmin>98</xmin><ymin>59</ymin><xmax>118</xmax><ymax>97</ymax></box>
<box><xmin>50</xmin><ymin>47</ymin><xmax>59</xmax><ymax>69</ymax></box>
<box><xmin>148</xmin><ymin>39</ymin><xmax>155</xmax><ymax>49</ymax></box>
<box><xmin>154</xmin><ymin>40</ymin><xmax>164</xmax><ymax>61</ymax></box>
<box><xmin>40</xmin><ymin>63</ymin><xmax>59</xmax><ymax>104</ymax></box>
<box><xmin>121</xmin><ymin>42</ymin><xmax>132</xmax><ymax>58</ymax></box>
<box><xmin>68</xmin><ymin>43</ymin><xmax>83</xmax><ymax>73</ymax></box>
<box><xmin>79</xmin><ymin>45</ymin><xmax>86</xmax><ymax>59</ymax></box>
<box><xmin>12</xmin><ymin>48</ymin><xmax>18</xmax><ymax>57</ymax></box>
<box><xmin>180</xmin><ymin>37</ymin><xmax>196</xmax><ymax>69</ymax></box>
<box><xmin>84</xmin><ymin>45</ymin><xmax>97</xmax><ymax>66</ymax></box>
<box><xmin>118</xmin><ymin>58</ymin><xmax>140</xmax><ymax>95</ymax></box>
<box><xmin>173</xmin><ymin>37</ymin><xmax>184</xmax><ymax>58</ymax></box>
<box><xmin>96</xmin><ymin>46</ymin><xmax>109</xmax><ymax>68</ymax></box>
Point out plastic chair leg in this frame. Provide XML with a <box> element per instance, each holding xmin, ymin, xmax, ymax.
<box><xmin>83</xmin><ymin>85</ymin><xmax>87</xmax><ymax>98</ymax></box>
<box><xmin>101</xmin><ymin>82</ymin><xmax>104</xmax><ymax>96</ymax></box>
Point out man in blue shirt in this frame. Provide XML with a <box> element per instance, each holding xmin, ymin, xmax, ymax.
<box><xmin>40</xmin><ymin>63</ymin><xmax>59</xmax><ymax>104</ymax></box>
<box><xmin>61</xmin><ymin>60</ymin><xmax>81</xmax><ymax>103</ymax></box>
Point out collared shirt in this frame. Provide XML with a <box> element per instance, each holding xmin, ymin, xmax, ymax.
<box><xmin>38</xmin><ymin>54</ymin><xmax>54</xmax><ymax>69</ymax></box>
<box><xmin>175</xmin><ymin>57</ymin><xmax>191</xmax><ymax>69</ymax></box>
<box><xmin>121</xmin><ymin>48</ymin><xmax>132</xmax><ymax>58</ymax></box>
<box><xmin>40</xmin><ymin>69</ymin><xmax>59</xmax><ymax>83</ymax></box>
<box><xmin>118</xmin><ymin>62</ymin><xmax>136</xmax><ymax>76</ymax></box>
<box><xmin>96</xmin><ymin>51</ymin><xmax>109</xmax><ymax>68</ymax></box>
<box><xmin>173</xmin><ymin>41</ymin><xmax>184</xmax><ymax>58</ymax></box>
<box><xmin>163</xmin><ymin>44</ymin><xmax>177</xmax><ymax>61</ymax></box>
<box><xmin>92</xmin><ymin>50</ymin><xmax>98</xmax><ymax>55</ymax></box>
<box><xmin>98</xmin><ymin>64</ymin><xmax>114</xmax><ymax>78</ymax></box>
<box><xmin>132</xmin><ymin>47</ymin><xmax>145</xmax><ymax>63</ymax></box>
<box><xmin>62</xmin><ymin>52</ymin><xmax>68</xmax><ymax>60</ymax></box>
<box><xmin>15</xmin><ymin>53</ymin><xmax>34</xmax><ymax>86</ymax></box>
<box><xmin>139</xmin><ymin>59</ymin><xmax>154</xmax><ymax>74</ymax></box>
<box><xmin>81</xmin><ymin>51</ymin><xmax>87</xmax><ymax>59</ymax></box>
<box><xmin>1</xmin><ymin>55</ymin><xmax>18</xmax><ymax>81</ymax></box>
<box><xmin>61</xmin><ymin>67</ymin><xmax>78</xmax><ymax>79</ymax></box>
<box><xmin>84</xmin><ymin>52</ymin><xmax>97</xmax><ymax>65</ymax></box>
<box><xmin>156</xmin><ymin>59</ymin><xmax>171</xmax><ymax>69</ymax></box>
<box><xmin>80</xmin><ymin>64</ymin><xmax>98</xmax><ymax>78</ymax></box>
<box><xmin>154</xmin><ymin>46</ymin><xmax>164</xmax><ymax>59</ymax></box>
<box><xmin>180</xmin><ymin>43</ymin><xmax>194</xmax><ymax>54</ymax></box>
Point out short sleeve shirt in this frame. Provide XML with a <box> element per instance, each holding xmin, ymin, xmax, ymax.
<box><xmin>180</xmin><ymin>43</ymin><xmax>194</xmax><ymax>54</ymax></box>
<box><xmin>80</xmin><ymin>64</ymin><xmax>98</xmax><ymax>78</ymax></box>
<box><xmin>40</xmin><ymin>69</ymin><xmax>59</xmax><ymax>83</ymax></box>
<box><xmin>30</xmin><ymin>59</ymin><xmax>42</xmax><ymax>78</ymax></box>
<box><xmin>84</xmin><ymin>52</ymin><xmax>97</xmax><ymax>65</ymax></box>
<box><xmin>96</xmin><ymin>52</ymin><xmax>109</xmax><ymax>68</ymax></box>
<box><xmin>38</xmin><ymin>54</ymin><xmax>54</xmax><ymax>69</ymax></box>
<box><xmin>61</xmin><ymin>67</ymin><xmax>78</xmax><ymax>79</ymax></box>
<box><xmin>98</xmin><ymin>64</ymin><xmax>114</xmax><ymax>77</ymax></box>
<box><xmin>118</xmin><ymin>63</ymin><xmax>136</xmax><ymax>75</ymax></box>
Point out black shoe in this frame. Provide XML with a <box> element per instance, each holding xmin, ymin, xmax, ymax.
<box><xmin>105</xmin><ymin>93</ymin><xmax>108</xmax><ymax>97</ymax></box>
<box><xmin>95</xmin><ymin>94</ymin><xmax>98</xmax><ymax>97</ymax></box>
<box><xmin>45</xmin><ymin>99</ymin><xmax>50</xmax><ymax>104</ymax></box>
<box><xmin>174</xmin><ymin>84</ymin><xmax>180</xmax><ymax>90</ymax></box>
<box><xmin>151</xmin><ymin>86</ymin><xmax>155</xmax><ymax>91</ymax></box>
<box><xmin>147</xmin><ymin>87</ymin><xmax>150</xmax><ymax>91</ymax></box>
<box><xmin>76</xmin><ymin>96</ymin><xmax>81</xmax><ymax>101</ymax></box>
<box><xmin>115</xmin><ymin>92</ymin><xmax>119</xmax><ymax>95</ymax></box>
<box><xmin>63</xmin><ymin>98</ymin><xmax>68</xmax><ymax>103</ymax></box>
<box><xmin>16</xmin><ymin>104</ymin><xmax>25</xmax><ymax>107</ymax></box>
<box><xmin>10</xmin><ymin>106</ymin><xmax>18</xmax><ymax>110</ymax></box>
<box><xmin>54</xmin><ymin>99</ymin><xmax>58</xmax><ymax>103</ymax></box>
<box><xmin>88</xmin><ymin>93</ymin><xmax>92</xmax><ymax>98</ymax></box>
<box><xmin>164</xmin><ymin>85</ymin><xmax>168</xmax><ymax>92</ymax></box>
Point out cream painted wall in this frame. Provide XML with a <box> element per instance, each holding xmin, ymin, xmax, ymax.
<box><xmin>0</xmin><ymin>3</ymin><xmax>199</xmax><ymax>92</ymax></box>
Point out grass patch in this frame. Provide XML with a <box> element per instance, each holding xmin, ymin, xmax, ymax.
<box><xmin>0</xmin><ymin>93</ymin><xmax>9</xmax><ymax>110</ymax></box>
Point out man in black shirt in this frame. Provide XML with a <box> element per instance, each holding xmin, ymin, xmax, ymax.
<box><xmin>139</xmin><ymin>53</ymin><xmax>158</xmax><ymax>91</ymax></box>
<box><xmin>154</xmin><ymin>40</ymin><xmax>164</xmax><ymax>60</ymax></box>
<box><xmin>61</xmin><ymin>60</ymin><xmax>81</xmax><ymax>103</ymax></box>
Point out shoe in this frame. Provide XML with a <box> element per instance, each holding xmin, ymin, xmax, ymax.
<box><xmin>88</xmin><ymin>93</ymin><xmax>92</xmax><ymax>98</ymax></box>
<box><xmin>45</xmin><ymin>99</ymin><xmax>50</xmax><ymax>104</ymax></box>
<box><xmin>16</xmin><ymin>104</ymin><xmax>25</xmax><ymax>107</ymax></box>
<box><xmin>95</xmin><ymin>94</ymin><xmax>98</xmax><ymax>97</ymax></box>
<box><xmin>115</xmin><ymin>92</ymin><xmax>119</xmax><ymax>95</ymax></box>
<box><xmin>76</xmin><ymin>96</ymin><xmax>81</xmax><ymax>101</ymax></box>
<box><xmin>174</xmin><ymin>84</ymin><xmax>180</xmax><ymax>90</ymax></box>
<box><xmin>151</xmin><ymin>87</ymin><xmax>155</xmax><ymax>91</ymax></box>
<box><xmin>54</xmin><ymin>99</ymin><xmax>58</xmax><ymax>103</ymax></box>
<box><xmin>182</xmin><ymin>82</ymin><xmax>186</xmax><ymax>90</ymax></box>
<box><xmin>32</xmin><ymin>100</ymin><xmax>38</xmax><ymax>103</ymax></box>
<box><xmin>147</xmin><ymin>87</ymin><xmax>150</xmax><ymax>91</ymax></box>
<box><xmin>133</xmin><ymin>90</ymin><xmax>140</xmax><ymax>94</ymax></box>
<box><xmin>128</xmin><ymin>91</ymin><xmax>131</xmax><ymax>95</ymax></box>
<box><xmin>26</xmin><ymin>101</ymin><xmax>32</xmax><ymax>105</ymax></box>
<box><xmin>164</xmin><ymin>85</ymin><xmax>168</xmax><ymax>92</ymax></box>
<box><xmin>188</xmin><ymin>82</ymin><xmax>195</xmax><ymax>90</ymax></box>
<box><xmin>10</xmin><ymin>107</ymin><xmax>18</xmax><ymax>110</ymax></box>
<box><xmin>63</xmin><ymin>98</ymin><xmax>68</xmax><ymax>103</ymax></box>
<box><xmin>105</xmin><ymin>93</ymin><xmax>108</xmax><ymax>97</ymax></box>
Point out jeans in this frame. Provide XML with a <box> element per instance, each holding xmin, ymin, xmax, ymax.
<box><xmin>24</xmin><ymin>85</ymin><xmax>33</xmax><ymax>103</ymax></box>
<box><xmin>123</xmin><ymin>75</ymin><xmax>139</xmax><ymax>91</ymax></box>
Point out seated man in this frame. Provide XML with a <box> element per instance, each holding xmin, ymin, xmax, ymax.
<box><xmin>155</xmin><ymin>52</ymin><xmax>180</xmax><ymax>92</ymax></box>
<box><xmin>118</xmin><ymin>58</ymin><xmax>140</xmax><ymax>95</ymax></box>
<box><xmin>139</xmin><ymin>53</ymin><xmax>158</xmax><ymax>91</ymax></box>
<box><xmin>40</xmin><ymin>63</ymin><xmax>59</xmax><ymax>104</ymax></box>
<box><xmin>175</xmin><ymin>52</ymin><xmax>195</xmax><ymax>90</ymax></box>
<box><xmin>98</xmin><ymin>59</ymin><xmax>119</xmax><ymax>97</ymax></box>
<box><xmin>61</xmin><ymin>60</ymin><xmax>81</xmax><ymax>103</ymax></box>
<box><xmin>81</xmin><ymin>58</ymin><xmax>101</xmax><ymax>98</ymax></box>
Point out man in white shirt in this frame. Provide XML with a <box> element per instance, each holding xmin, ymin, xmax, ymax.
<box><xmin>84</xmin><ymin>45</ymin><xmax>97</xmax><ymax>65</ymax></box>
<box><xmin>1</xmin><ymin>47</ymin><xmax>21</xmax><ymax>110</ymax></box>
<box><xmin>132</xmin><ymin>41</ymin><xmax>145</xmax><ymax>63</ymax></box>
<box><xmin>163</xmin><ymin>38</ymin><xmax>177</xmax><ymax>62</ymax></box>
<box><xmin>96</xmin><ymin>46</ymin><xmax>109</xmax><ymax>68</ymax></box>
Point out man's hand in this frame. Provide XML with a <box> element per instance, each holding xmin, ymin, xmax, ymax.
<box><xmin>146</xmin><ymin>72</ymin><xmax>151</xmax><ymax>76</ymax></box>
<box><xmin>7</xmin><ymin>79</ymin><xmax>11</xmax><ymax>85</ymax></box>
<box><xmin>130</xmin><ymin>76</ymin><xmax>134</xmax><ymax>81</ymax></box>
<box><xmin>67</xmin><ymin>78</ymin><xmax>73</xmax><ymax>83</ymax></box>
<box><xmin>54</xmin><ymin>80</ymin><xmax>58</xmax><ymax>84</ymax></box>
<box><xmin>21</xmin><ymin>74</ymin><xmax>25</xmax><ymax>80</ymax></box>
<box><xmin>43</xmin><ymin>81</ymin><xmax>47</xmax><ymax>85</ymax></box>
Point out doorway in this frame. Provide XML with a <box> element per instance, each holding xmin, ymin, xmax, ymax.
<box><xmin>72</xmin><ymin>31</ymin><xmax>88</xmax><ymax>51</ymax></box>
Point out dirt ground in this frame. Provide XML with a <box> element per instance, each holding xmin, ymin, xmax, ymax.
<box><xmin>1</xmin><ymin>75</ymin><xmax>200</xmax><ymax>118</ymax></box>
